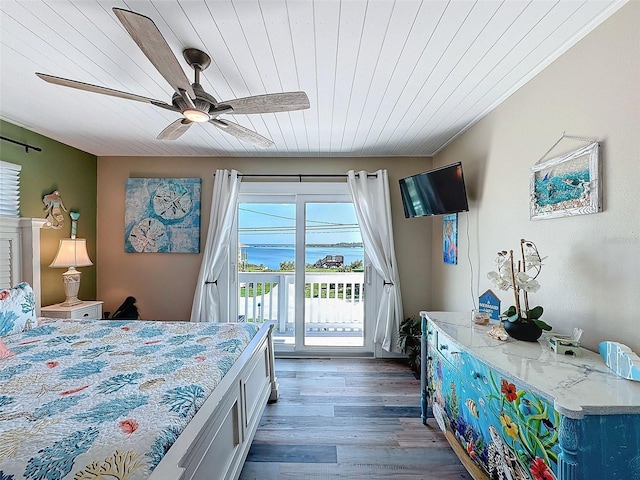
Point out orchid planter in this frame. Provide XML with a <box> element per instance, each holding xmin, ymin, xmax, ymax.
<box><xmin>487</xmin><ymin>239</ymin><xmax>552</xmax><ymax>341</ymax></box>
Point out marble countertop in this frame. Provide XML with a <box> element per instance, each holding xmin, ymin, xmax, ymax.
<box><xmin>421</xmin><ymin>311</ymin><xmax>640</xmax><ymax>419</ymax></box>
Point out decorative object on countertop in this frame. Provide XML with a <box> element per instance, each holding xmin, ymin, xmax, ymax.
<box><xmin>471</xmin><ymin>309</ymin><xmax>490</xmax><ymax>325</ymax></box>
<box><xmin>502</xmin><ymin>319</ymin><xmax>545</xmax><ymax>342</ymax></box>
<box><xmin>486</xmin><ymin>323</ymin><xmax>509</xmax><ymax>341</ymax></box>
<box><xmin>530</xmin><ymin>135</ymin><xmax>601</xmax><ymax>220</ymax></box>
<box><xmin>550</xmin><ymin>328</ymin><xmax>583</xmax><ymax>357</ymax></box>
<box><xmin>478</xmin><ymin>289</ymin><xmax>501</xmax><ymax>321</ymax></box>
<box><xmin>42</xmin><ymin>190</ymin><xmax>67</xmax><ymax>229</ymax></box>
<box><xmin>599</xmin><ymin>341</ymin><xmax>640</xmax><ymax>381</ymax></box>
<box><xmin>487</xmin><ymin>239</ymin><xmax>552</xmax><ymax>342</ymax></box>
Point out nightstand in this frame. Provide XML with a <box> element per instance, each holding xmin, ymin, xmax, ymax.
<box><xmin>41</xmin><ymin>301</ymin><xmax>103</xmax><ymax>319</ymax></box>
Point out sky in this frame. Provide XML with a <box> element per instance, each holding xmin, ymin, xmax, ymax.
<box><xmin>238</xmin><ymin>202</ymin><xmax>362</xmax><ymax>245</ymax></box>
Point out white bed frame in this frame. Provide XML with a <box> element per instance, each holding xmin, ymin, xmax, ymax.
<box><xmin>0</xmin><ymin>217</ymin><xmax>46</xmax><ymax>313</ymax></box>
<box><xmin>153</xmin><ymin>321</ymin><xmax>278</xmax><ymax>480</ymax></box>
<box><xmin>0</xmin><ymin>216</ymin><xmax>279</xmax><ymax>480</ymax></box>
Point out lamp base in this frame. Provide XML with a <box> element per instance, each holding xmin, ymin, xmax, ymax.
<box><xmin>60</xmin><ymin>297</ymin><xmax>82</xmax><ymax>307</ymax></box>
<box><xmin>61</xmin><ymin>267</ymin><xmax>83</xmax><ymax>307</ymax></box>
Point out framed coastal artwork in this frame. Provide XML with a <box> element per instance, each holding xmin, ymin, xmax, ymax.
<box><xmin>530</xmin><ymin>142</ymin><xmax>601</xmax><ymax>220</ymax></box>
<box><xmin>443</xmin><ymin>213</ymin><xmax>458</xmax><ymax>265</ymax></box>
<box><xmin>125</xmin><ymin>178</ymin><xmax>201</xmax><ymax>253</ymax></box>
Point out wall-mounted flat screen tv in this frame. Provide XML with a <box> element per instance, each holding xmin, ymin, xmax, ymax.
<box><xmin>399</xmin><ymin>162</ymin><xmax>469</xmax><ymax>218</ymax></box>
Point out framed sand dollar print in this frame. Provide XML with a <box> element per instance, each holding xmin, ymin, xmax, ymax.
<box><xmin>125</xmin><ymin>178</ymin><xmax>201</xmax><ymax>253</ymax></box>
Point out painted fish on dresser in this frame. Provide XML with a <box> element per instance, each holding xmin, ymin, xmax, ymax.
<box><xmin>465</xmin><ymin>398</ymin><xmax>479</xmax><ymax>417</ymax></box>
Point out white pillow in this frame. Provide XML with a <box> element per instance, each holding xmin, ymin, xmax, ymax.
<box><xmin>0</xmin><ymin>282</ymin><xmax>36</xmax><ymax>336</ymax></box>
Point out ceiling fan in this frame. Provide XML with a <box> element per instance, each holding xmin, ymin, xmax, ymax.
<box><xmin>36</xmin><ymin>8</ymin><xmax>309</xmax><ymax>148</ymax></box>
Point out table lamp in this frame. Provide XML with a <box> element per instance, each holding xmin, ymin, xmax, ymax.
<box><xmin>49</xmin><ymin>237</ymin><xmax>93</xmax><ymax>306</ymax></box>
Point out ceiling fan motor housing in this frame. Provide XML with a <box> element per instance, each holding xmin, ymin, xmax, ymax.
<box><xmin>172</xmin><ymin>84</ymin><xmax>220</xmax><ymax>120</ymax></box>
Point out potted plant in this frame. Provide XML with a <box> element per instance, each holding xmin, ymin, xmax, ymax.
<box><xmin>398</xmin><ymin>316</ymin><xmax>421</xmax><ymax>373</ymax></box>
<box><xmin>487</xmin><ymin>239</ymin><xmax>552</xmax><ymax>341</ymax></box>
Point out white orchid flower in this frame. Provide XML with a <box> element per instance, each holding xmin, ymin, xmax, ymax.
<box><xmin>520</xmin><ymin>278</ymin><xmax>540</xmax><ymax>293</ymax></box>
<box><xmin>515</xmin><ymin>271</ymin><xmax>541</xmax><ymax>292</ymax></box>
<box><xmin>486</xmin><ymin>240</ymin><xmax>550</xmax><ymax>330</ymax></box>
<box><xmin>524</xmin><ymin>254</ymin><xmax>546</xmax><ymax>268</ymax></box>
<box><xmin>488</xmin><ymin>271</ymin><xmax>511</xmax><ymax>290</ymax></box>
<box><xmin>487</xmin><ymin>271</ymin><xmax>500</xmax><ymax>283</ymax></box>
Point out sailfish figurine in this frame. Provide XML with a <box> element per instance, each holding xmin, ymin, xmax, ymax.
<box><xmin>599</xmin><ymin>341</ymin><xmax>640</xmax><ymax>381</ymax></box>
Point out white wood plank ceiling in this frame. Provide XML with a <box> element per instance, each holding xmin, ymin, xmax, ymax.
<box><xmin>0</xmin><ymin>0</ymin><xmax>626</xmax><ymax>157</ymax></box>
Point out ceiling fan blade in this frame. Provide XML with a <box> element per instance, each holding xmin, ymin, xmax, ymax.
<box><xmin>219</xmin><ymin>92</ymin><xmax>310</xmax><ymax>114</ymax></box>
<box><xmin>157</xmin><ymin>119</ymin><xmax>192</xmax><ymax>141</ymax></box>
<box><xmin>210</xmin><ymin>119</ymin><xmax>274</xmax><ymax>148</ymax></box>
<box><xmin>113</xmin><ymin>8</ymin><xmax>195</xmax><ymax>99</ymax></box>
<box><xmin>35</xmin><ymin>73</ymin><xmax>173</xmax><ymax>106</ymax></box>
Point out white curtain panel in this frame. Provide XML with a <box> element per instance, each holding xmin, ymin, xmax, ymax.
<box><xmin>190</xmin><ymin>169</ymin><xmax>241</xmax><ymax>323</ymax></box>
<box><xmin>347</xmin><ymin>169</ymin><xmax>403</xmax><ymax>353</ymax></box>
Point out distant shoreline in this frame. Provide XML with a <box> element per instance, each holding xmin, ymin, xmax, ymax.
<box><xmin>247</xmin><ymin>242</ymin><xmax>363</xmax><ymax>248</ymax></box>
<box><xmin>241</xmin><ymin>244</ymin><xmax>364</xmax><ymax>270</ymax></box>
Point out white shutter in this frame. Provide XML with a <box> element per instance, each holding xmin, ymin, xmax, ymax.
<box><xmin>0</xmin><ymin>233</ymin><xmax>19</xmax><ymax>287</ymax></box>
<box><xmin>0</xmin><ymin>161</ymin><xmax>21</xmax><ymax>217</ymax></box>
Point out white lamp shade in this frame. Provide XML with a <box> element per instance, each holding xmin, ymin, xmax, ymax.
<box><xmin>49</xmin><ymin>238</ymin><xmax>93</xmax><ymax>268</ymax></box>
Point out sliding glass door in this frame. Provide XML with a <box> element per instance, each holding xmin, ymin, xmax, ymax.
<box><xmin>237</xmin><ymin>200</ymin><xmax>297</xmax><ymax>346</ymax></box>
<box><xmin>303</xmin><ymin>202</ymin><xmax>364</xmax><ymax>348</ymax></box>
<box><xmin>231</xmin><ymin>182</ymin><xmax>374</xmax><ymax>354</ymax></box>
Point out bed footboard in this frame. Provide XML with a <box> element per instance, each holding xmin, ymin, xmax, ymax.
<box><xmin>150</xmin><ymin>321</ymin><xmax>277</xmax><ymax>480</ymax></box>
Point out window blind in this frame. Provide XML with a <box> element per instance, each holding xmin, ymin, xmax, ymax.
<box><xmin>0</xmin><ymin>160</ymin><xmax>21</xmax><ymax>217</ymax></box>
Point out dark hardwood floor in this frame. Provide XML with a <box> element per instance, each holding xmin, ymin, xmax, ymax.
<box><xmin>239</xmin><ymin>357</ymin><xmax>472</xmax><ymax>479</ymax></box>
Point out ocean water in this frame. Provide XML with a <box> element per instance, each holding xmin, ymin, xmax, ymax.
<box><xmin>534</xmin><ymin>168</ymin><xmax>590</xmax><ymax>206</ymax></box>
<box><xmin>242</xmin><ymin>245</ymin><xmax>364</xmax><ymax>270</ymax></box>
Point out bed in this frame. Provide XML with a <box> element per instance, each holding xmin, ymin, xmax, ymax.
<box><xmin>0</xmin><ymin>217</ymin><xmax>278</xmax><ymax>480</ymax></box>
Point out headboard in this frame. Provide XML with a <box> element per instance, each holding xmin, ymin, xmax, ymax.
<box><xmin>0</xmin><ymin>217</ymin><xmax>46</xmax><ymax>314</ymax></box>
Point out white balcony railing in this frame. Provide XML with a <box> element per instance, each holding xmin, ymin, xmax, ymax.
<box><xmin>238</xmin><ymin>272</ymin><xmax>364</xmax><ymax>335</ymax></box>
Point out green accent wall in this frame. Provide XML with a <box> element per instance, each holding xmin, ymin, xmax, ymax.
<box><xmin>0</xmin><ymin>120</ymin><xmax>97</xmax><ymax>306</ymax></box>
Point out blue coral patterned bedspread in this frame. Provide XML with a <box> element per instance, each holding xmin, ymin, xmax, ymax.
<box><xmin>0</xmin><ymin>318</ymin><xmax>261</xmax><ymax>479</ymax></box>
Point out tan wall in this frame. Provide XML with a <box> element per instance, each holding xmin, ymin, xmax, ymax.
<box><xmin>431</xmin><ymin>2</ymin><xmax>640</xmax><ymax>352</ymax></box>
<box><xmin>97</xmin><ymin>157</ymin><xmax>432</xmax><ymax>321</ymax></box>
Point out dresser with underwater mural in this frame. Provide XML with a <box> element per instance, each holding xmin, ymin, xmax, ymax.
<box><xmin>420</xmin><ymin>311</ymin><xmax>640</xmax><ymax>480</ymax></box>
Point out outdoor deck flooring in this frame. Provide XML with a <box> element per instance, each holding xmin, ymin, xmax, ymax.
<box><xmin>238</xmin><ymin>357</ymin><xmax>472</xmax><ymax>479</ymax></box>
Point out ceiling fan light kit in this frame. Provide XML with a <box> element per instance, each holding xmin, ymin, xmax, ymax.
<box><xmin>35</xmin><ymin>8</ymin><xmax>309</xmax><ymax>148</ymax></box>
<box><xmin>183</xmin><ymin>109</ymin><xmax>210</xmax><ymax>123</ymax></box>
